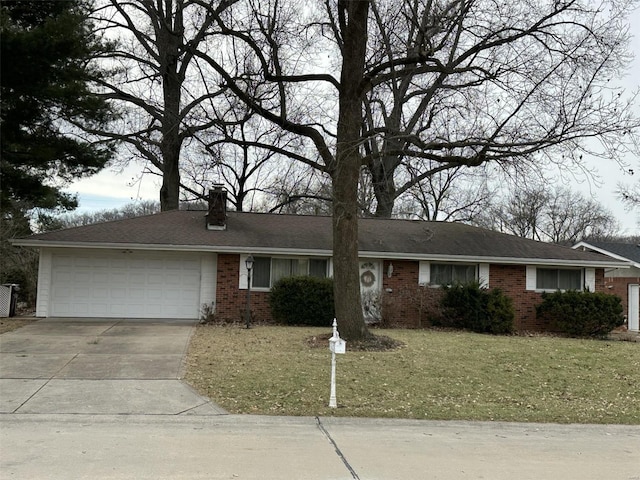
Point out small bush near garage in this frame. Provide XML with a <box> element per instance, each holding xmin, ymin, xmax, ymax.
<box><xmin>536</xmin><ymin>290</ymin><xmax>624</xmax><ymax>338</ymax></box>
<box><xmin>269</xmin><ymin>276</ymin><xmax>334</xmax><ymax>327</ymax></box>
<box><xmin>436</xmin><ymin>282</ymin><xmax>515</xmax><ymax>334</ymax></box>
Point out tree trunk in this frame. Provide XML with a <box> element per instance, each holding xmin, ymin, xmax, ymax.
<box><xmin>160</xmin><ymin>135</ymin><xmax>181</xmax><ymax>211</ymax></box>
<box><xmin>331</xmin><ymin>1</ymin><xmax>371</xmax><ymax>341</ymax></box>
<box><xmin>158</xmin><ymin>0</ymin><xmax>183</xmax><ymax>212</ymax></box>
<box><xmin>371</xmin><ymin>163</ymin><xmax>397</xmax><ymax>218</ymax></box>
<box><xmin>332</xmin><ymin>157</ymin><xmax>368</xmax><ymax>341</ymax></box>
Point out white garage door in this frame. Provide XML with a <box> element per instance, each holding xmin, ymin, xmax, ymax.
<box><xmin>50</xmin><ymin>251</ymin><xmax>202</xmax><ymax>319</ymax></box>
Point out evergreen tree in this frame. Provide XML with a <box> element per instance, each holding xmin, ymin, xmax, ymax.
<box><xmin>0</xmin><ymin>0</ymin><xmax>115</xmax><ymax>217</ymax></box>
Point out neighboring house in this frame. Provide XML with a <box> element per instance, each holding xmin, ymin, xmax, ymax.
<box><xmin>13</xmin><ymin>188</ymin><xmax>628</xmax><ymax>331</ymax></box>
<box><xmin>573</xmin><ymin>241</ymin><xmax>640</xmax><ymax>332</ymax></box>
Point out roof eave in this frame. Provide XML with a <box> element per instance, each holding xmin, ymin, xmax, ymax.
<box><xmin>13</xmin><ymin>240</ymin><xmax>629</xmax><ymax>268</ymax></box>
<box><xmin>360</xmin><ymin>251</ymin><xmax>629</xmax><ymax>268</ymax></box>
<box><xmin>572</xmin><ymin>241</ymin><xmax>640</xmax><ymax>269</ymax></box>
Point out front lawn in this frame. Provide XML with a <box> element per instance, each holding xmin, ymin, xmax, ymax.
<box><xmin>183</xmin><ymin>326</ymin><xmax>640</xmax><ymax>424</ymax></box>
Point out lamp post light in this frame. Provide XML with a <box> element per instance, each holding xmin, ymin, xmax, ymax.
<box><xmin>245</xmin><ymin>255</ymin><xmax>254</xmax><ymax>329</ymax></box>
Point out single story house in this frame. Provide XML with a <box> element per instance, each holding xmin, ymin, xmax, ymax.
<box><xmin>573</xmin><ymin>241</ymin><xmax>640</xmax><ymax>332</ymax></box>
<box><xmin>13</xmin><ymin>188</ymin><xmax>628</xmax><ymax>331</ymax></box>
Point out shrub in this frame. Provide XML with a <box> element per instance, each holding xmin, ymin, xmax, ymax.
<box><xmin>536</xmin><ymin>290</ymin><xmax>624</xmax><ymax>338</ymax></box>
<box><xmin>438</xmin><ymin>282</ymin><xmax>515</xmax><ymax>334</ymax></box>
<box><xmin>199</xmin><ymin>302</ymin><xmax>216</xmax><ymax>324</ymax></box>
<box><xmin>269</xmin><ymin>276</ymin><xmax>334</xmax><ymax>326</ymax></box>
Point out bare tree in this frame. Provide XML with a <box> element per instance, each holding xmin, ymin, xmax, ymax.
<box><xmin>478</xmin><ymin>186</ymin><xmax>550</xmax><ymax>240</ymax></box>
<box><xmin>262</xmin><ymin>164</ymin><xmax>333</xmax><ymax>215</ymax></box>
<box><xmin>189</xmin><ymin>1</ymin><xmax>375</xmax><ymax>339</ymax></box>
<box><xmin>180</xmin><ymin>99</ymin><xmax>303</xmax><ymax>211</ymax></box>
<box><xmin>386</xmin><ymin>165</ymin><xmax>493</xmax><ymax>222</ymax></box>
<box><xmin>183</xmin><ymin>0</ymin><xmax>639</xmax><ymax>340</ymax></box>
<box><xmin>89</xmin><ymin>0</ymin><xmax>239</xmax><ymax>211</ymax></box>
<box><xmin>617</xmin><ymin>164</ymin><xmax>640</xmax><ymax>225</ymax></box>
<box><xmin>619</xmin><ymin>183</ymin><xmax>640</xmax><ymax>207</ymax></box>
<box><xmin>359</xmin><ymin>1</ymin><xmax>640</xmax><ymax>217</ymax></box>
<box><xmin>475</xmin><ymin>184</ymin><xmax>619</xmax><ymax>243</ymax></box>
<box><xmin>52</xmin><ymin>200</ymin><xmax>161</xmax><ymax>228</ymax></box>
<box><xmin>545</xmin><ymin>188</ymin><xmax>619</xmax><ymax>243</ymax></box>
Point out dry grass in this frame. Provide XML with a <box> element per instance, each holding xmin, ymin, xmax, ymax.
<box><xmin>184</xmin><ymin>325</ymin><xmax>640</xmax><ymax>424</ymax></box>
<box><xmin>0</xmin><ymin>318</ymin><xmax>36</xmax><ymax>334</ymax></box>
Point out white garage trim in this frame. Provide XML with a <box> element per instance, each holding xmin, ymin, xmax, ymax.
<box><xmin>199</xmin><ymin>254</ymin><xmax>217</xmax><ymax>315</ymax></box>
<box><xmin>38</xmin><ymin>248</ymin><xmax>215</xmax><ymax>319</ymax></box>
<box><xmin>35</xmin><ymin>249</ymin><xmax>53</xmax><ymax>317</ymax></box>
<box><xmin>629</xmin><ymin>284</ymin><xmax>639</xmax><ymax>332</ymax></box>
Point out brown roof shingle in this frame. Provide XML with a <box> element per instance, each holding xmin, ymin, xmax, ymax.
<box><xmin>14</xmin><ymin>210</ymin><xmax>621</xmax><ymax>265</ymax></box>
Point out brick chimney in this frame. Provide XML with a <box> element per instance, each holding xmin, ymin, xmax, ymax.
<box><xmin>206</xmin><ymin>185</ymin><xmax>227</xmax><ymax>230</ymax></box>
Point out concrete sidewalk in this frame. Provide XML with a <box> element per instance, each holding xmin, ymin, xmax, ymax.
<box><xmin>0</xmin><ymin>318</ymin><xmax>225</xmax><ymax>415</ymax></box>
<box><xmin>1</xmin><ymin>414</ymin><xmax>639</xmax><ymax>479</ymax></box>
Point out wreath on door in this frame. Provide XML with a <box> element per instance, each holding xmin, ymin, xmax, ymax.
<box><xmin>360</xmin><ymin>270</ymin><xmax>376</xmax><ymax>288</ymax></box>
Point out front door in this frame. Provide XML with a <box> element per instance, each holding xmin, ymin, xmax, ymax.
<box><xmin>628</xmin><ymin>284</ymin><xmax>639</xmax><ymax>332</ymax></box>
<box><xmin>359</xmin><ymin>259</ymin><xmax>382</xmax><ymax>323</ymax></box>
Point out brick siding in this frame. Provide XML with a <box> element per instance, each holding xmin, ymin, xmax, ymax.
<box><xmin>604</xmin><ymin>275</ymin><xmax>640</xmax><ymax>327</ymax></box>
<box><xmin>215</xmin><ymin>253</ymin><xmax>272</xmax><ymax>323</ymax></box>
<box><xmin>380</xmin><ymin>260</ymin><xmax>444</xmax><ymax>328</ymax></box>
<box><xmin>489</xmin><ymin>264</ymin><xmax>543</xmax><ymax>330</ymax></box>
<box><xmin>214</xmin><ymin>254</ymin><xmax>610</xmax><ymax>331</ymax></box>
<box><xmin>489</xmin><ymin>265</ymin><xmax>607</xmax><ymax>331</ymax></box>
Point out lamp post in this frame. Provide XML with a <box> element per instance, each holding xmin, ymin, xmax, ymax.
<box><xmin>245</xmin><ymin>255</ymin><xmax>254</xmax><ymax>329</ymax></box>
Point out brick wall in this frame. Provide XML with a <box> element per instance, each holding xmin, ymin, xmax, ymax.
<box><xmin>380</xmin><ymin>260</ymin><xmax>444</xmax><ymax>328</ymax></box>
<box><xmin>380</xmin><ymin>262</ymin><xmax>548</xmax><ymax>330</ymax></box>
<box><xmin>489</xmin><ymin>264</ymin><xmax>544</xmax><ymax>330</ymax></box>
<box><xmin>489</xmin><ymin>265</ymin><xmax>607</xmax><ymax>331</ymax></box>
<box><xmin>606</xmin><ymin>275</ymin><xmax>636</xmax><ymax>309</ymax></box>
<box><xmin>215</xmin><ymin>253</ymin><xmax>273</xmax><ymax>323</ymax></box>
<box><xmin>604</xmin><ymin>275</ymin><xmax>639</xmax><ymax>324</ymax></box>
<box><xmin>214</xmin><ymin>254</ymin><xmax>610</xmax><ymax>331</ymax></box>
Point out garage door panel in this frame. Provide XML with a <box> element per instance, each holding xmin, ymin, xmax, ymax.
<box><xmin>50</xmin><ymin>251</ymin><xmax>203</xmax><ymax>319</ymax></box>
<box><xmin>92</xmin><ymin>290</ymin><xmax>109</xmax><ymax>300</ymax></box>
<box><xmin>54</xmin><ymin>271</ymin><xmax>72</xmax><ymax>283</ymax></box>
<box><xmin>129</xmin><ymin>273</ymin><xmax>146</xmax><ymax>285</ymax></box>
<box><xmin>54</xmin><ymin>256</ymin><xmax>74</xmax><ymax>267</ymax></box>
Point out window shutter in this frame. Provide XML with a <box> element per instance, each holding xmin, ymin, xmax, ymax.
<box><xmin>418</xmin><ymin>262</ymin><xmax>430</xmax><ymax>285</ymax></box>
<box><xmin>239</xmin><ymin>254</ymin><xmax>249</xmax><ymax>289</ymax></box>
<box><xmin>525</xmin><ymin>265</ymin><xmax>537</xmax><ymax>291</ymax></box>
<box><xmin>478</xmin><ymin>263</ymin><xmax>490</xmax><ymax>288</ymax></box>
<box><xmin>585</xmin><ymin>268</ymin><xmax>595</xmax><ymax>292</ymax></box>
<box><xmin>328</xmin><ymin>258</ymin><xmax>334</xmax><ymax>278</ymax></box>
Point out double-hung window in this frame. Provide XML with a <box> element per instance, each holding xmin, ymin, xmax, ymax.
<box><xmin>251</xmin><ymin>257</ymin><xmax>328</xmax><ymax>288</ymax></box>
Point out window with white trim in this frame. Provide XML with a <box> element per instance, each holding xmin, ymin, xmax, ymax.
<box><xmin>418</xmin><ymin>262</ymin><xmax>478</xmax><ymax>285</ymax></box>
<box><xmin>535</xmin><ymin>268</ymin><xmax>582</xmax><ymax>290</ymax></box>
<box><xmin>251</xmin><ymin>257</ymin><xmax>328</xmax><ymax>288</ymax></box>
<box><xmin>430</xmin><ymin>263</ymin><xmax>477</xmax><ymax>285</ymax></box>
<box><xmin>526</xmin><ymin>266</ymin><xmax>593</xmax><ymax>291</ymax></box>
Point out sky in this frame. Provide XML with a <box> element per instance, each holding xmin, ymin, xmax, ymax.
<box><xmin>65</xmin><ymin>7</ymin><xmax>640</xmax><ymax>234</ymax></box>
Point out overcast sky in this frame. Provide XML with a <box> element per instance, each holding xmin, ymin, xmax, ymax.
<box><xmin>66</xmin><ymin>7</ymin><xmax>640</xmax><ymax>234</ymax></box>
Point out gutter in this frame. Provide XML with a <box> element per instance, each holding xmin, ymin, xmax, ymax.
<box><xmin>11</xmin><ymin>239</ymin><xmax>630</xmax><ymax>269</ymax></box>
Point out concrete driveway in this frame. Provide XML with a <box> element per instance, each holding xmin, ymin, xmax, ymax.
<box><xmin>0</xmin><ymin>318</ymin><xmax>225</xmax><ymax>415</ymax></box>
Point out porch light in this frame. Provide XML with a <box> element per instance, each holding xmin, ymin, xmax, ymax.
<box><xmin>245</xmin><ymin>255</ymin><xmax>254</xmax><ymax>329</ymax></box>
<box><xmin>245</xmin><ymin>255</ymin><xmax>254</xmax><ymax>271</ymax></box>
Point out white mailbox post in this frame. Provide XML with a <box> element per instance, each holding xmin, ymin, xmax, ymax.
<box><xmin>328</xmin><ymin>318</ymin><xmax>346</xmax><ymax>408</ymax></box>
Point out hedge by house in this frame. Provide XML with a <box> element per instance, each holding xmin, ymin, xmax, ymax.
<box><xmin>269</xmin><ymin>276</ymin><xmax>335</xmax><ymax>327</ymax></box>
<box><xmin>435</xmin><ymin>282</ymin><xmax>515</xmax><ymax>334</ymax></box>
<box><xmin>536</xmin><ymin>290</ymin><xmax>624</xmax><ymax>338</ymax></box>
